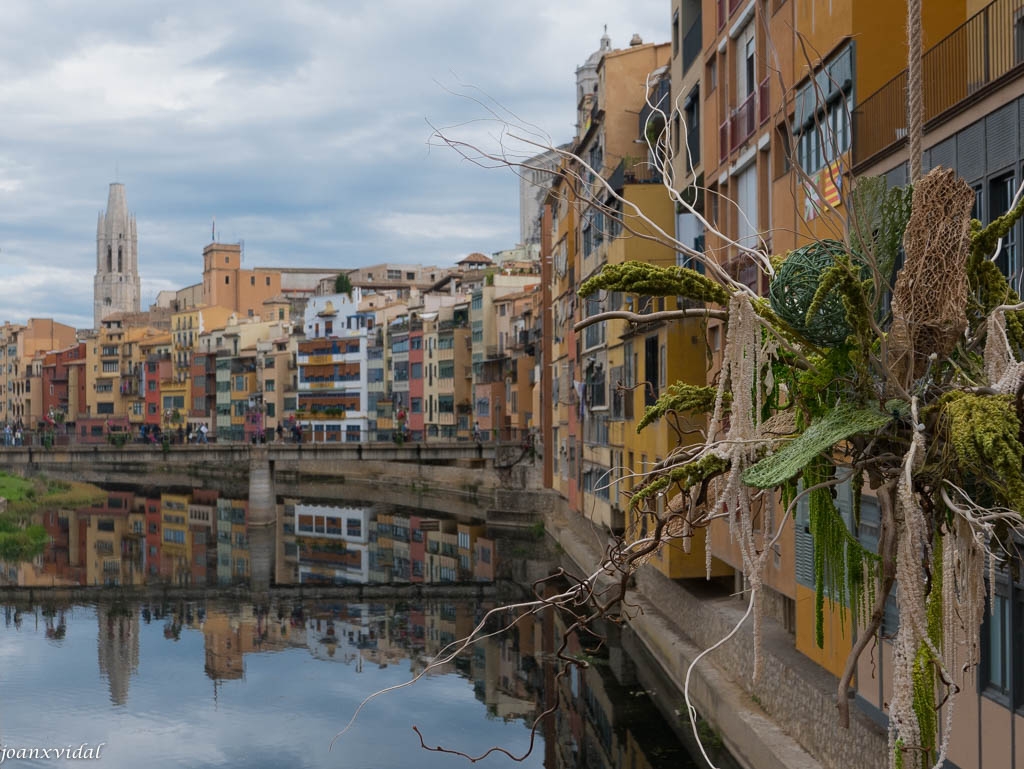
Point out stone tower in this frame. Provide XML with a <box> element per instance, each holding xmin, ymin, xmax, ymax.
<box><xmin>94</xmin><ymin>183</ymin><xmax>141</xmax><ymax>329</ymax></box>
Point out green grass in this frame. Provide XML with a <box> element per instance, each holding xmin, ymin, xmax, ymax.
<box><xmin>0</xmin><ymin>472</ymin><xmax>37</xmax><ymax>502</ymax></box>
<box><xmin>0</xmin><ymin>473</ymin><xmax>106</xmax><ymax>564</ymax></box>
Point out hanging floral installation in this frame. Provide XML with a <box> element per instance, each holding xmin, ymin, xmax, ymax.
<box><xmin>572</xmin><ymin>163</ymin><xmax>1024</xmax><ymax>769</ymax></box>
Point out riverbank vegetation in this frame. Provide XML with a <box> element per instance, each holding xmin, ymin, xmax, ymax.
<box><xmin>0</xmin><ymin>473</ymin><xmax>106</xmax><ymax>562</ymax></box>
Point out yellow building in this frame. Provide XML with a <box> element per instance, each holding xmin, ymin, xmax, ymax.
<box><xmin>160</xmin><ymin>492</ymin><xmax>192</xmax><ymax>585</ymax></box>
<box><xmin>422</xmin><ymin>303</ymin><xmax>472</xmax><ymax>440</ymax></box>
<box><xmin>171</xmin><ymin>304</ymin><xmax>235</xmax><ymax>397</ymax></box>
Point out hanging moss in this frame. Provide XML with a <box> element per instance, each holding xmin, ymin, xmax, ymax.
<box><xmin>629</xmin><ymin>454</ymin><xmax>730</xmax><ymax>512</ymax></box>
<box><xmin>970</xmin><ymin>195</ymin><xmax>1024</xmax><ymax>266</ymax></box>
<box><xmin>940</xmin><ymin>392</ymin><xmax>1024</xmax><ymax>512</ymax></box>
<box><xmin>802</xmin><ymin>457</ymin><xmax>881</xmax><ymax>648</ymax></box>
<box><xmin>577</xmin><ymin>260</ymin><xmax>729</xmax><ymax>305</ymax></box>
<box><xmin>911</xmin><ymin>537</ymin><xmax>944</xmax><ymax>769</ymax></box>
<box><xmin>636</xmin><ymin>383</ymin><xmax>725</xmax><ymax>433</ymax></box>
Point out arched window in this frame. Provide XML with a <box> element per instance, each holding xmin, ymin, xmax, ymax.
<box><xmin>117</xmin><ymin>246</ymin><xmax>123</xmax><ymax>272</ymax></box>
<box><xmin>106</xmin><ymin>246</ymin><xmax>112</xmax><ymax>273</ymax></box>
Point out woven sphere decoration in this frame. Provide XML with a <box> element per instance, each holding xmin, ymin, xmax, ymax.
<box><xmin>769</xmin><ymin>239</ymin><xmax>852</xmax><ymax>346</ymax></box>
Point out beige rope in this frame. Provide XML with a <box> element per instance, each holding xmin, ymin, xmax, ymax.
<box><xmin>907</xmin><ymin>0</ymin><xmax>923</xmax><ymax>182</ymax></box>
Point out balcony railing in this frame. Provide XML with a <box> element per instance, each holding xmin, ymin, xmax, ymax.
<box><xmin>730</xmin><ymin>91</ymin><xmax>757</xmax><ymax>152</ymax></box>
<box><xmin>720</xmin><ymin>81</ymin><xmax>769</xmax><ymax>161</ymax></box>
<box><xmin>607</xmin><ymin>158</ymin><xmax>664</xmax><ymax>189</ymax></box>
<box><xmin>853</xmin><ymin>0</ymin><xmax>1024</xmax><ymax>167</ymax></box>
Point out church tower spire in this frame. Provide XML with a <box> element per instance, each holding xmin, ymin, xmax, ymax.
<box><xmin>93</xmin><ymin>182</ymin><xmax>141</xmax><ymax>329</ymax></box>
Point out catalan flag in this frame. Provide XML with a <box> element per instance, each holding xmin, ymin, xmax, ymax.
<box><xmin>821</xmin><ymin>161</ymin><xmax>843</xmax><ymax>208</ymax></box>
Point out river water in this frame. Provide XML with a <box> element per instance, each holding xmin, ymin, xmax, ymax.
<box><xmin>0</xmin><ymin>485</ymin><xmax>724</xmax><ymax>768</ymax></box>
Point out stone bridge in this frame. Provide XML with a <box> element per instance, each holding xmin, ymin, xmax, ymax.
<box><xmin>0</xmin><ymin>442</ymin><xmax>553</xmax><ymax>527</ymax></box>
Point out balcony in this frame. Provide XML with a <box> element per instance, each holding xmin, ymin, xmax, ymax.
<box><xmin>720</xmin><ymin>80</ymin><xmax>770</xmax><ymax>162</ymax></box>
<box><xmin>729</xmin><ymin>91</ymin><xmax>757</xmax><ymax>153</ymax></box>
<box><xmin>608</xmin><ymin>159</ymin><xmax>664</xmax><ymax>190</ymax></box>
<box><xmin>853</xmin><ymin>0</ymin><xmax>1024</xmax><ymax>167</ymax></box>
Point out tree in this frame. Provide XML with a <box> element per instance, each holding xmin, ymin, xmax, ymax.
<box><xmin>334</xmin><ymin>272</ymin><xmax>353</xmax><ymax>298</ymax></box>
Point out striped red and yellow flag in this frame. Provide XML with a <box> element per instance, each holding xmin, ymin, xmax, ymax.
<box><xmin>821</xmin><ymin>162</ymin><xmax>843</xmax><ymax>208</ymax></box>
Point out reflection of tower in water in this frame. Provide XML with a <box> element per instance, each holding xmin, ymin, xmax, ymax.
<box><xmin>96</xmin><ymin>605</ymin><xmax>139</xmax><ymax>706</ymax></box>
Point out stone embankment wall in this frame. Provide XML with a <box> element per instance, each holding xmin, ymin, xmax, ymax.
<box><xmin>0</xmin><ymin>444</ymin><xmax>549</xmax><ymax>526</ymax></box>
<box><xmin>545</xmin><ymin>503</ymin><xmax>887</xmax><ymax>769</ymax></box>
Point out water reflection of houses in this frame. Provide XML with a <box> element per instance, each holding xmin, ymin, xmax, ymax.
<box><xmin>97</xmin><ymin>604</ymin><xmax>139</xmax><ymax>705</ymax></box>
<box><xmin>7</xmin><ymin>485</ymin><xmax>501</xmax><ymax>590</ymax></box>
<box><xmin>291</xmin><ymin>501</ymin><xmax>370</xmax><ymax>584</ymax></box>
<box><xmin>550</xmin><ymin>611</ymin><xmax>689</xmax><ymax>769</ymax></box>
<box><xmin>202</xmin><ymin>605</ymin><xmax>306</xmax><ymax>680</ymax></box>
<box><xmin>216</xmin><ymin>498</ymin><xmax>249</xmax><ymax>584</ymax></box>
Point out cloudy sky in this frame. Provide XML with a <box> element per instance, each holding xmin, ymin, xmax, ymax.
<box><xmin>0</xmin><ymin>1</ymin><xmax>668</xmax><ymax>329</ymax></box>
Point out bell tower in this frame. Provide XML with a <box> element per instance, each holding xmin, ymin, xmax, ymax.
<box><xmin>94</xmin><ymin>182</ymin><xmax>141</xmax><ymax>329</ymax></box>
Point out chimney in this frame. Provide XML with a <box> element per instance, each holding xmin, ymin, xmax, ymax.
<box><xmin>629</xmin><ymin>33</ymin><xmax>643</xmax><ymax>46</ymax></box>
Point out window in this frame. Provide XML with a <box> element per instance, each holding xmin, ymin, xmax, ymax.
<box><xmin>267</xmin><ymin>276</ymin><xmax>271</xmax><ymax>286</ymax></box>
<box><xmin>96</xmin><ymin>382</ymin><xmax>113</xmax><ymax>393</ymax></box>
<box><xmin>438</xmin><ymin>360</ymin><xmax>455</xmax><ymax>379</ymax></box>
<box><xmin>991</xmin><ymin>174</ymin><xmax>1020</xmax><ymax>288</ymax></box>
<box><xmin>265</xmin><ymin>379</ymin><xmax>275</xmax><ymax>392</ymax></box>
<box><xmin>102</xmin><ymin>361</ymin><xmax>118</xmax><ymax>373</ymax></box>
<box><xmin>644</xmin><ymin>335</ymin><xmax>659</xmax><ymax>407</ymax></box>
<box><xmin>684</xmin><ymin>86</ymin><xmax>700</xmax><ymax>167</ymax></box>
<box><xmin>585</xmin><ymin>360</ymin><xmax>606</xmax><ymax>409</ymax></box>
<box><xmin>225</xmin><ymin>276</ymin><xmax>230</xmax><ymax>285</ymax></box>
<box><xmin>438</xmin><ymin>395</ymin><xmax>454</xmax><ymax>413</ymax></box>
<box><xmin>406</xmin><ymin>272</ymin><xmax>415</xmax><ymax>280</ymax></box>
<box><xmin>250</xmin><ymin>276</ymin><xmax>255</xmax><ymax>286</ymax></box>
<box><xmin>387</xmin><ymin>269</ymin><xmax>401</xmax><ymax>280</ymax></box>
<box><xmin>347</xmin><ymin>518</ymin><xmax>362</xmax><ymax>538</ymax></box>
<box><xmin>707</xmin><ymin>56</ymin><xmax>717</xmax><ymax>94</ymax></box>
<box><xmin>792</xmin><ymin>45</ymin><xmax>853</xmax><ymax>174</ymax></box>
<box><xmin>411</xmin><ymin>398</ymin><xmax>422</xmax><ymax>413</ymax></box>
<box><xmin>411</xmin><ymin>362</ymin><xmax>422</xmax><ymax>379</ymax></box>
<box><xmin>235</xmin><ymin>375</ymin><xmax>245</xmax><ymax>390</ymax></box>
<box><xmin>97</xmin><ymin>402</ymin><xmax>114</xmax><ymax>414</ymax></box>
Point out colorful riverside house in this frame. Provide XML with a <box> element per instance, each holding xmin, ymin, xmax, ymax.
<box><xmin>470</xmin><ymin>273</ymin><xmax>540</xmax><ymax>441</ymax></box>
<box><xmin>40</xmin><ymin>342</ymin><xmax>86</xmax><ymax>436</ymax></box>
<box><xmin>215</xmin><ymin>497</ymin><xmax>249</xmax><ymax>584</ymax></box>
<box><xmin>171</xmin><ymin>304</ymin><xmax>234</xmax><ymax>409</ymax></box>
<box><xmin>298</xmin><ymin>290</ymin><xmax>373</xmax><ymax>443</ymax></box>
<box><xmin>421</xmin><ymin>303</ymin><xmax>472</xmax><ymax>440</ymax></box>
<box><xmin>407</xmin><ymin>312</ymin><xmax>425</xmax><ymax>440</ymax></box>
<box><xmin>560</xmin><ymin>31</ymin><xmax>673</xmax><ymax>533</ymax></box>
